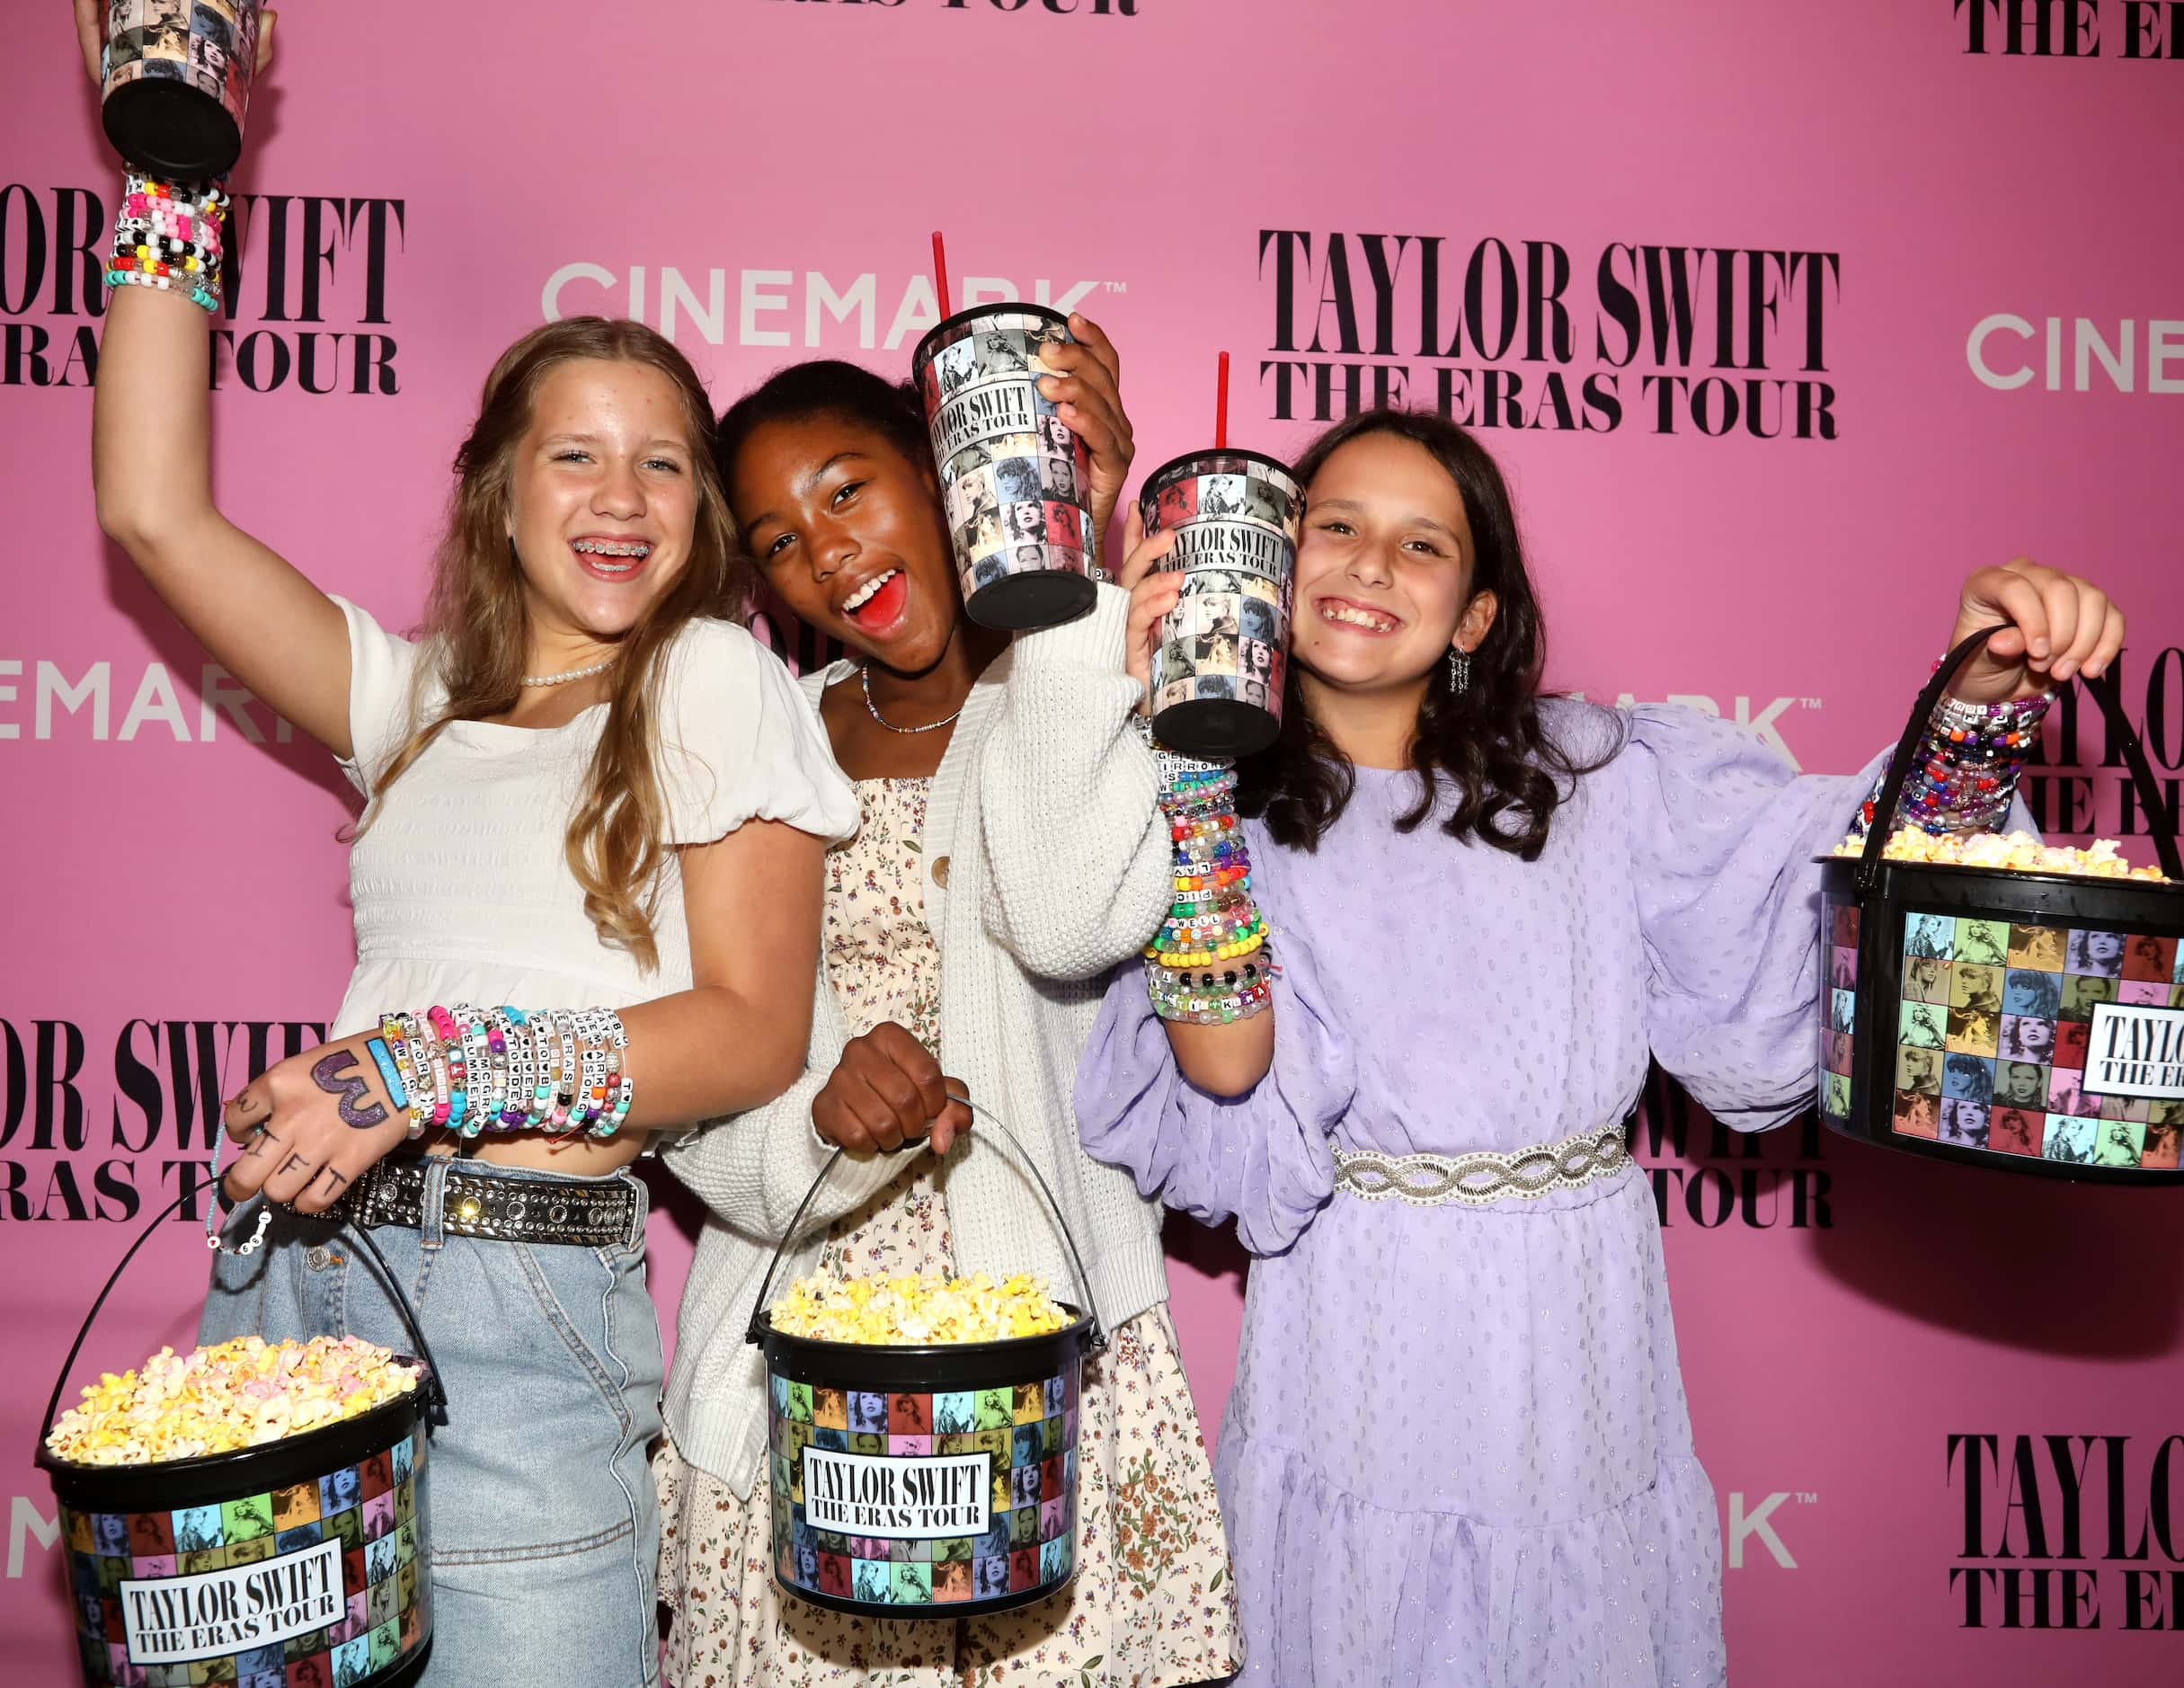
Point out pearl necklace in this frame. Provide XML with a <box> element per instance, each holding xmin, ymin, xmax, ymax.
<box><xmin>521</xmin><ymin>657</ymin><xmax>616</xmax><ymax>688</ymax></box>
<box><xmin>861</xmin><ymin>664</ymin><xmax>964</xmax><ymax>734</ymax></box>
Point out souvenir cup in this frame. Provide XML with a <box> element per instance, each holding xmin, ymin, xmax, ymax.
<box><xmin>1138</xmin><ymin>449</ymin><xmax>1303</xmax><ymax>760</ymax></box>
<box><xmin>1818</xmin><ymin>631</ymin><xmax>2184</xmax><ymax>1183</ymax></box>
<box><xmin>37</xmin><ymin>1190</ymin><xmax>447</xmax><ymax>1686</ymax></box>
<box><xmin>911</xmin><ymin>306</ymin><xmax>1099</xmax><ymax>632</ymax></box>
<box><xmin>745</xmin><ymin>1105</ymin><xmax>1105</xmax><ymax>1618</ymax></box>
<box><xmin>102</xmin><ymin>0</ymin><xmax>262</xmax><ymax>180</ymax></box>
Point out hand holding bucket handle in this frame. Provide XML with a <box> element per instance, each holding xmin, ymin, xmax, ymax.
<box><xmin>1855</xmin><ymin>628</ymin><xmax>2183</xmax><ymax>899</ymax></box>
<box><xmin>745</xmin><ymin>1090</ymin><xmax>1110</xmax><ymax>1353</ymax></box>
<box><xmin>37</xmin><ymin>1185</ymin><xmax>450</xmax><ymax>1458</ymax></box>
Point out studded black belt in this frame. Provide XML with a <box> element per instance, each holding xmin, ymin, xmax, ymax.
<box><xmin>340</xmin><ymin>1155</ymin><xmax>641</xmax><ymax>1248</ymax></box>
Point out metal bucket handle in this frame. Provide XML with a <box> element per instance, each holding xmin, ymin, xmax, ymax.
<box><xmin>38</xmin><ymin>1185</ymin><xmax>451</xmax><ymax>1457</ymax></box>
<box><xmin>1854</xmin><ymin>627</ymin><xmax>2182</xmax><ymax>899</ymax></box>
<box><xmin>745</xmin><ymin>1089</ymin><xmax>1109</xmax><ymax>1353</ymax></box>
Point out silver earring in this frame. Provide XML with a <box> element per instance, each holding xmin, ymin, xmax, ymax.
<box><xmin>1449</xmin><ymin>648</ymin><xmax>1470</xmax><ymax>695</ymax></box>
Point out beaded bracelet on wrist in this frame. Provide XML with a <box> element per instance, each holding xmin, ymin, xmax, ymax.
<box><xmin>1144</xmin><ymin>751</ymin><xmax>1275</xmax><ymax>1023</ymax></box>
<box><xmin>106</xmin><ymin>169</ymin><xmax>228</xmax><ymax>315</ymax></box>
<box><xmin>371</xmin><ymin>1005</ymin><xmax>635</xmax><ymax>1141</ymax></box>
<box><xmin>1857</xmin><ymin>671</ymin><xmax>2050</xmax><ymax>839</ymax></box>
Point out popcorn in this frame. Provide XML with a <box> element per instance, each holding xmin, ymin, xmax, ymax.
<box><xmin>1834</xmin><ymin>827</ymin><xmax>2171</xmax><ymax>883</ymax></box>
<box><xmin>770</xmin><ymin>1272</ymin><xmax>1073</xmax><ymax>1345</ymax></box>
<box><xmin>46</xmin><ymin>1336</ymin><xmax>422</xmax><ymax>1467</ymax></box>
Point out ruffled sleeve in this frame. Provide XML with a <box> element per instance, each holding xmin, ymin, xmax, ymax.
<box><xmin>655</xmin><ymin>619</ymin><xmax>859</xmax><ymax>847</ymax></box>
<box><xmin>330</xmin><ymin>594</ymin><xmax>433</xmax><ymax>801</ymax></box>
<box><xmin>1072</xmin><ymin>894</ymin><xmax>1355</xmax><ymax>1257</ymax></box>
<box><xmin>1623</xmin><ymin>705</ymin><xmax>1886</xmax><ymax>1132</ymax></box>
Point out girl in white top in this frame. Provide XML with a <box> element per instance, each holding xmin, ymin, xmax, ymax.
<box><xmin>654</xmin><ymin>351</ymin><xmax>1243</xmax><ymax>1684</ymax></box>
<box><xmin>77</xmin><ymin>21</ymin><xmax>856</xmax><ymax>1685</ymax></box>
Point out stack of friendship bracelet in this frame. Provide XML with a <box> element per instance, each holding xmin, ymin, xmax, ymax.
<box><xmin>364</xmin><ymin>1006</ymin><xmax>635</xmax><ymax>1142</ymax></box>
<box><xmin>1856</xmin><ymin>679</ymin><xmax>2051</xmax><ymax>839</ymax></box>
<box><xmin>105</xmin><ymin>167</ymin><xmax>228</xmax><ymax>315</ymax></box>
<box><xmin>1143</xmin><ymin>748</ymin><xmax>1275</xmax><ymax>1025</ymax></box>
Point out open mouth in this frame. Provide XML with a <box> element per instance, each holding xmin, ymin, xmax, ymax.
<box><xmin>840</xmin><ymin>568</ymin><xmax>909</xmax><ymax>632</ymax></box>
<box><xmin>572</xmin><ymin>537</ymin><xmax>653</xmax><ymax>581</ymax></box>
<box><xmin>1315</xmin><ymin>596</ymin><xmax>1400</xmax><ymax>635</ymax></box>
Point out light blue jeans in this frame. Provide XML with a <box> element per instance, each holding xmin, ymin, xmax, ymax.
<box><xmin>202</xmin><ymin>1158</ymin><xmax>664</xmax><ymax>1688</ymax></box>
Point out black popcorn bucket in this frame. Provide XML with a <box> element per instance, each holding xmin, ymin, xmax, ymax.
<box><xmin>1140</xmin><ymin>449</ymin><xmax>1303</xmax><ymax>760</ymax></box>
<box><xmin>745</xmin><ymin>1104</ymin><xmax>1106</xmax><ymax>1618</ymax></box>
<box><xmin>37</xmin><ymin>1191</ymin><xmax>448</xmax><ymax>1687</ymax></box>
<box><xmin>102</xmin><ymin>0</ymin><xmax>262</xmax><ymax>180</ymax></box>
<box><xmin>911</xmin><ymin>305</ymin><xmax>1100</xmax><ymax>632</ymax></box>
<box><xmin>1818</xmin><ymin>630</ymin><xmax>2184</xmax><ymax>1182</ymax></box>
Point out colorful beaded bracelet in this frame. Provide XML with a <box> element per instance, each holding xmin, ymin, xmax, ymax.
<box><xmin>106</xmin><ymin>169</ymin><xmax>228</xmax><ymax>316</ymax></box>
<box><xmin>1856</xmin><ymin>675</ymin><xmax>2051</xmax><ymax>839</ymax></box>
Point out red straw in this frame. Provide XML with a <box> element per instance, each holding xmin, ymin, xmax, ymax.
<box><xmin>1215</xmin><ymin>351</ymin><xmax>1230</xmax><ymax>449</ymax></box>
<box><xmin>931</xmin><ymin>232</ymin><xmax>951</xmax><ymax>315</ymax></box>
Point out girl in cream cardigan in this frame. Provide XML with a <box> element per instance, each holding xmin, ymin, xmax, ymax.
<box><xmin>656</xmin><ymin>338</ymin><xmax>1241</xmax><ymax>1685</ymax></box>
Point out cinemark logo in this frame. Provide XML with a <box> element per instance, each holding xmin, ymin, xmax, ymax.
<box><xmin>1728</xmin><ymin>1491</ymin><xmax>1816</xmax><ymax>1568</ymax></box>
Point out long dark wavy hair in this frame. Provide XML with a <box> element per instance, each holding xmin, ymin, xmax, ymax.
<box><xmin>1238</xmin><ymin>407</ymin><xmax>1617</xmax><ymax>858</ymax></box>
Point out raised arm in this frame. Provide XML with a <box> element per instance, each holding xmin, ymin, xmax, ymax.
<box><xmin>974</xmin><ymin>579</ymin><xmax>1175</xmax><ymax>979</ymax></box>
<box><xmin>972</xmin><ymin>320</ymin><xmax>1176</xmax><ymax>979</ymax></box>
<box><xmin>79</xmin><ymin>1</ymin><xmax>354</xmax><ymax>755</ymax></box>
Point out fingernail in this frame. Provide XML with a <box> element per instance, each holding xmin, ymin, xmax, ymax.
<box><xmin>1038</xmin><ymin>376</ymin><xmax>1058</xmax><ymax>394</ymax></box>
<box><xmin>2030</xmin><ymin>638</ymin><xmax>2048</xmax><ymax>657</ymax></box>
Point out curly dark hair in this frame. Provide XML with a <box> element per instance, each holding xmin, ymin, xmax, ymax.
<box><xmin>1238</xmin><ymin>407</ymin><xmax>1618</xmax><ymax>858</ymax></box>
<box><xmin>714</xmin><ymin>359</ymin><xmax>929</xmax><ymax>497</ymax></box>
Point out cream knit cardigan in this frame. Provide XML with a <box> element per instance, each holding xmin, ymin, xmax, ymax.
<box><xmin>660</xmin><ymin>583</ymin><xmax>1176</xmax><ymax>1494</ymax></box>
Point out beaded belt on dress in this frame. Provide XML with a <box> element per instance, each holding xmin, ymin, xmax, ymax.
<box><xmin>338</xmin><ymin>1155</ymin><xmax>641</xmax><ymax>1247</ymax></box>
<box><xmin>1331</xmin><ymin>1123</ymin><xmax>1630</xmax><ymax>1208</ymax></box>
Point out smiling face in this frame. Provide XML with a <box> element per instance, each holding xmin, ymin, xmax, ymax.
<box><xmin>731</xmin><ymin>415</ymin><xmax>962</xmax><ymax>671</ymax></box>
<box><xmin>1289</xmin><ymin>432</ymin><xmax>1497</xmax><ymax>697</ymax></box>
<box><xmin>506</xmin><ymin>359</ymin><xmax>699</xmax><ymax>653</ymax></box>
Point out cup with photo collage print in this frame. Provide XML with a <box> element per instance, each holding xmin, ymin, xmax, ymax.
<box><xmin>102</xmin><ymin>0</ymin><xmax>262</xmax><ymax>179</ymax></box>
<box><xmin>1136</xmin><ymin>449</ymin><xmax>1303</xmax><ymax>760</ymax></box>
<box><xmin>911</xmin><ymin>306</ymin><xmax>1099</xmax><ymax>632</ymax></box>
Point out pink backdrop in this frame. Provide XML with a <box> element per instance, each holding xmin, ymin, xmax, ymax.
<box><xmin>6</xmin><ymin>2</ymin><xmax>2183</xmax><ymax>1681</ymax></box>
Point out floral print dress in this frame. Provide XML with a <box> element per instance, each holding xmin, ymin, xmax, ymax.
<box><xmin>656</xmin><ymin>777</ymin><xmax>1242</xmax><ymax>1687</ymax></box>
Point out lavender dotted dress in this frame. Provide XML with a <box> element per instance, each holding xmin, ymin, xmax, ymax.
<box><xmin>1075</xmin><ymin>703</ymin><xmax>1885</xmax><ymax>1687</ymax></box>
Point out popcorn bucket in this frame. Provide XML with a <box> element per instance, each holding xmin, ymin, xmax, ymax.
<box><xmin>102</xmin><ymin>0</ymin><xmax>262</xmax><ymax>180</ymax></box>
<box><xmin>911</xmin><ymin>305</ymin><xmax>1100</xmax><ymax>633</ymax></box>
<box><xmin>1140</xmin><ymin>448</ymin><xmax>1303</xmax><ymax>760</ymax></box>
<box><xmin>36</xmin><ymin>1191</ymin><xmax>448</xmax><ymax>1687</ymax></box>
<box><xmin>745</xmin><ymin>1107</ymin><xmax>1106</xmax><ymax>1618</ymax></box>
<box><xmin>1818</xmin><ymin>632</ymin><xmax>2184</xmax><ymax>1182</ymax></box>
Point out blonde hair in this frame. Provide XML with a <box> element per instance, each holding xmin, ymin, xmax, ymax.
<box><xmin>362</xmin><ymin>317</ymin><xmax>747</xmax><ymax>970</ymax></box>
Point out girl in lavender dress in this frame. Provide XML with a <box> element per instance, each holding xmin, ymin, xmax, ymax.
<box><xmin>1074</xmin><ymin>408</ymin><xmax>2126</xmax><ymax>1686</ymax></box>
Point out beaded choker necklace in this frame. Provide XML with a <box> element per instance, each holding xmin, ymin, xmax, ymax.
<box><xmin>861</xmin><ymin>664</ymin><xmax>966</xmax><ymax>734</ymax></box>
